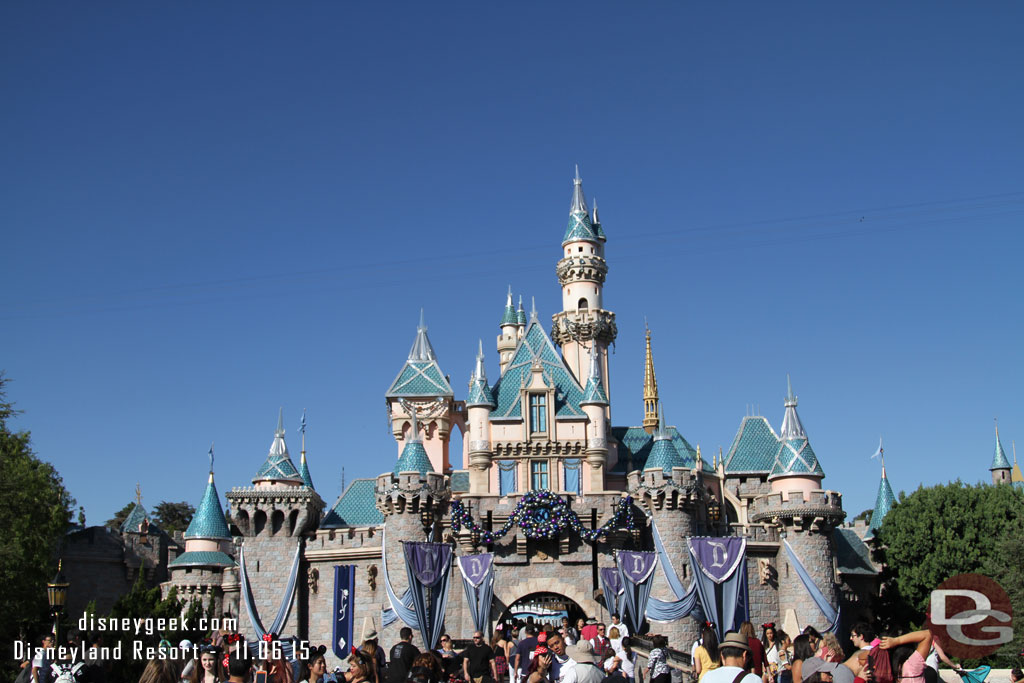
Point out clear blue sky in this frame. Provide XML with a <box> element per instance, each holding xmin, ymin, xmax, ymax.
<box><xmin>2</xmin><ymin>3</ymin><xmax>1022</xmax><ymax>525</ymax></box>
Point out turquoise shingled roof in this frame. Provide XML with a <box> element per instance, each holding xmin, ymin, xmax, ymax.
<box><xmin>610</xmin><ymin>426</ymin><xmax>709</xmax><ymax>473</ymax></box>
<box><xmin>254</xmin><ymin>452</ymin><xmax>303</xmax><ymax>482</ymax></box>
<box><xmin>644</xmin><ymin>438</ymin><xmax>686</xmax><ymax>473</ymax></box>
<box><xmin>299</xmin><ymin>458</ymin><xmax>314</xmax><ymax>489</ymax></box>
<box><xmin>866</xmin><ymin>471</ymin><xmax>896</xmax><ymax>538</ymax></box>
<box><xmin>394</xmin><ymin>441</ymin><xmax>433</xmax><ymax>475</ymax></box>
<box><xmin>992</xmin><ymin>432</ymin><xmax>1011</xmax><ymax>470</ymax></box>
<box><xmin>466</xmin><ymin>378</ymin><xmax>496</xmax><ymax>407</ymax></box>
<box><xmin>769</xmin><ymin>437</ymin><xmax>825</xmax><ymax>478</ymax></box>
<box><xmin>501</xmin><ymin>303</ymin><xmax>518</xmax><ymax>326</ymax></box>
<box><xmin>832</xmin><ymin>528</ymin><xmax>876</xmax><ymax>575</ymax></box>
<box><xmin>120</xmin><ymin>503</ymin><xmax>151</xmax><ymax>534</ymax></box>
<box><xmin>581</xmin><ymin>375</ymin><xmax>609</xmax><ymax>405</ymax></box>
<box><xmin>517</xmin><ymin>308</ymin><xmax>527</xmax><ymax>325</ymax></box>
<box><xmin>724</xmin><ymin>416</ymin><xmax>780</xmax><ymax>473</ymax></box>
<box><xmin>490</xmin><ymin>321</ymin><xmax>586</xmax><ymax>419</ymax></box>
<box><xmin>184</xmin><ymin>477</ymin><xmax>231</xmax><ymax>540</ymax></box>
<box><xmin>321</xmin><ymin>479</ymin><xmax>384</xmax><ymax>528</ymax></box>
<box><xmin>170</xmin><ymin>551</ymin><xmax>235</xmax><ymax>568</ymax></box>
<box><xmin>451</xmin><ymin>471</ymin><xmax>470</xmax><ymax>492</ymax></box>
<box><xmin>386</xmin><ymin>361</ymin><xmax>454</xmax><ymax>398</ymax></box>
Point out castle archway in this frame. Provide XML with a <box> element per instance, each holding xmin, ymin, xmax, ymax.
<box><xmin>493</xmin><ymin>576</ymin><xmax>601</xmax><ymax>624</ymax></box>
<box><xmin>498</xmin><ymin>591</ymin><xmax>587</xmax><ymax>627</ymax></box>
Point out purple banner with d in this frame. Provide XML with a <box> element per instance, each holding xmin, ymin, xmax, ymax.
<box><xmin>615</xmin><ymin>551</ymin><xmax>658</xmax><ymax>635</ymax></box>
<box><xmin>687</xmin><ymin>537</ymin><xmax>749</xmax><ymax>639</ymax></box>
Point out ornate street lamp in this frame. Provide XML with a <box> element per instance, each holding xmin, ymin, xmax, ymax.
<box><xmin>420</xmin><ymin>503</ymin><xmax>434</xmax><ymax>532</ymax></box>
<box><xmin>47</xmin><ymin>559</ymin><xmax>69</xmax><ymax>642</ymax></box>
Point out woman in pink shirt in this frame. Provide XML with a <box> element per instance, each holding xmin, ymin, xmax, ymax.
<box><xmin>879</xmin><ymin>630</ymin><xmax>932</xmax><ymax>683</ymax></box>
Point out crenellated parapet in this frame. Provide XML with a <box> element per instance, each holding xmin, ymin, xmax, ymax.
<box><xmin>627</xmin><ymin>467</ymin><xmax>702</xmax><ymax>511</ymax></box>
<box><xmin>749</xmin><ymin>489</ymin><xmax>845</xmax><ymax>529</ymax></box>
<box><xmin>226</xmin><ymin>486</ymin><xmax>324</xmax><ymax>537</ymax></box>
<box><xmin>556</xmin><ymin>253</ymin><xmax>608</xmax><ymax>286</ymax></box>
<box><xmin>375</xmin><ymin>471</ymin><xmax>450</xmax><ymax>519</ymax></box>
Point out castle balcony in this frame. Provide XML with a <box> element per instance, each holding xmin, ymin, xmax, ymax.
<box><xmin>748</xmin><ymin>489</ymin><xmax>845</xmax><ymax>529</ymax></box>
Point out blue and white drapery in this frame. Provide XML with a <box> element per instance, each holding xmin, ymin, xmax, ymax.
<box><xmin>403</xmin><ymin>541</ymin><xmax>454</xmax><ymax>651</ymax></box>
<box><xmin>600</xmin><ymin>567</ymin><xmax>626</xmax><ymax>619</ymax></box>
<box><xmin>615</xmin><ymin>551</ymin><xmax>658</xmax><ymax>636</ymax></box>
<box><xmin>457</xmin><ymin>553</ymin><xmax>495</xmax><ymax>634</ymax></box>
<box><xmin>645</xmin><ymin>520</ymin><xmax>701</xmax><ymax>622</ymax></box>
<box><xmin>498</xmin><ymin>460</ymin><xmax>517</xmax><ymax>496</ymax></box>
<box><xmin>333</xmin><ymin>566</ymin><xmax>357</xmax><ymax>659</ymax></box>
<box><xmin>688</xmin><ymin>537</ymin><xmax>749</xmax><ymax>640</ymax></box>
<box><xmin>238</xmin><ymin>542</ymin><xmax>303</xmax><ymax>638</ymax></box>
<box><xmin>381</xmin><ymin>525</ymin><xmax>420</xmax><ymax>629</ymax></box>
<box><xmin>563</xmin><ymin>459</ymin><xmax>582</xmax><ymax>495</ymax></box>
<box><xmin>782</xmin><ymin>539</ymin><xmax>841</xmax><ymax>633</ymax></box>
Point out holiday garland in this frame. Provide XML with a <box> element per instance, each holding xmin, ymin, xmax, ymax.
<box><xmin>450</xmin><ymin>490</ymin><xmax>637</xmax><ymax>543</ymax></box>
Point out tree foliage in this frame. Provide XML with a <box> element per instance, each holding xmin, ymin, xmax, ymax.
<box><xmin>106</xmin><ymin>501</ymin><xmax>136</xmax><ymax>529</ymax></box>
<box><xmin>0</xmin><ymin>374</ymin><xmax>75</xmax><ymax>676</ymax></box>
<box><xmin>982</xmin><ymin>514</ymin><xmax>1024</xmax><ymax>665</ymax></box>
<box><xmin>152</xmin><ymin>500</ymin><xmax>195</xmax><ymax>533</ymax></box>
<box><xmin>874</xmin><ymin>481</ymin><xmax>1024</xmax><ymax>631</ymax></box>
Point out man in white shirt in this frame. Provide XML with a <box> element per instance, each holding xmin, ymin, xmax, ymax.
<box><xmin>700</xmin><ymin>633</ymin><xmax>761</xmax><ymax>683</ymax></box>
<box><xmin>610</xmin><ymin>614</ymin><xmax>629</xmax><ymax>638</ymax></box>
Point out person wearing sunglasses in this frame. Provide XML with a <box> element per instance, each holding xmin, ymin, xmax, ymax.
<box><xmin>463</xmin><ymin>632</ymin><xmax>498</xmax><ymax>683</ymax></box>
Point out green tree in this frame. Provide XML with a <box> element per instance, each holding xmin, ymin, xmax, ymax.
<box><xmin>874</xmin><ymin>481</ymin><xmax>1024</xmax><ymax>632</ymax></box>
<box><xmin>0</xmin><ymin>374</ymin><xmax>75</xmax><ymax>678</ymax></box>
<box><xmin>982</xmin><ymin>513</ymin><xmax>1024</xmax><ymax>666</ymax></box>
<box><xmin>106</xmin><ymin>501</ymin><xmax>136</xmax><ymax>529</ymax></box>
<box><xmin>152</xmin><ymin>500</ymin><xmax>195</xmax><ymax>533</ymax></box>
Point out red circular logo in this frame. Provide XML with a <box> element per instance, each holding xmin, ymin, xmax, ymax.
<box><xmin>925</xmin><ymin>573</ymin><xmax>1013</xmax><ymax>659</ymax></box>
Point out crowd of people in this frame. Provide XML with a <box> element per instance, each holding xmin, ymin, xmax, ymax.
<box><xmin>17</xmin><ymin>615</ymin><xmax>1024</xmax><ymax>683</ymax></box>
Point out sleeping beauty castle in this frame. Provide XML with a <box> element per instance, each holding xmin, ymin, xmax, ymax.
<box><xmin>64</xmin><ymin>170</ymin><xmax>889</xmax><ymax>663</ymax></box>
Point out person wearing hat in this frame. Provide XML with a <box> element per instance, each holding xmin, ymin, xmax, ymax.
<box><xmin>562</xmin><ymin>641</ymin><xmax>604</xmax><ymax>683</ymax></box>
<box><xmin>699</xmin><ymin>633</ymin><xmax>761</xmax><ymax>683</ymax></box>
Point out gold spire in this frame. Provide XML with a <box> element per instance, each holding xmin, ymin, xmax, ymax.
<box><xmin>135</xmin><ymin>483</ymin><xmax>142</xmax><ymax>505</ymax></box>
<box><xmin>643</xmin><ymin>323</ymin><xmax>660</xmax><ymax>434</ymax></box>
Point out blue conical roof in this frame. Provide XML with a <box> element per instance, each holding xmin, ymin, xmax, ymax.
<box><xmin>769</xmin><ymin>379</ymin><xmax>825</xmax><ymax>479</ymax></box>
<box><xmin>185</xmin><ymin>474</ymin><xmax>231</xmax><ymax>540</ymax></box>
<box><xmin>991</xmin><ymin>425</ymin><xmax>1011</xmax><ymax>470</ymax></box>
<box><xmin>387</xmin><ymin>313</ymin><xmax>454</xmax><ymax>398</ymax></box>
<box><xmin>643</xmin><ymin>408</ymin><xmax>686</xmax><ymax>473</ymax></box>
<box><xmin>562</xmin><ymin>168</ymin><xmax>601</xmax><ymax>245</ymax></box>
<box><xmin>394</xmin><ymin>441</ymin><xmax>433</xmax><ymax>475</ymax></box>
<box><xmin>580</xmin><ymin>345</ymin><xmax>608</xmax><ymax>406</ymax></box>
<box><xmin>253</xmin><ymin>410</ymin><xmax>304</xmax><ymax>484</ymax></box>
<box><xmin>500</xmin><ymin>288</ymin><xmax>518</xmax><ymax>326</ymax></box>
<box><xmin>866</xmin><ymin>468</ymin><xmax>896</xmax><ymax>539</ymax></box>
<box><xmin>466</xmin><ymin>341</ymin><xmax>496</xmax><ymax>408</ymax></box>
<box><xmin>516</xmin><ymin>297</ymin><xmax>527</xmax><ymax>325</ymax></box>
<box><xmin>120</xmin><ymin>502</ymin><xmax>151</xmax><ymax>534</ymax></box>
<box><xmin>299</xmin><ymin>455</ymin><xmax>314</xmax><ymax>489</ymax></box>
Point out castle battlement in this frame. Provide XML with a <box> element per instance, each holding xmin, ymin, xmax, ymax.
<box><xmin>749</xmin><ymin>489</ymin><xmax>845</xmax><ymax>525</ymax></box>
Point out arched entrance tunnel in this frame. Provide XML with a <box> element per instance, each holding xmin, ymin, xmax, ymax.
<box><xmin>498</xmin><ymin>591</ymin><xmax>587</xmax><ymax>627</ymax></box>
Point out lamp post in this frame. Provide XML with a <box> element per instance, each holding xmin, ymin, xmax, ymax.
<box><xmin>47</xmin><ymin>559</ymin><xmax>69</xmax><ymax>643</ymax></box>
<box><xmin>706</xmin><ymin>490</ymin><xmax>722</xmax><ymax>526</ymax></box>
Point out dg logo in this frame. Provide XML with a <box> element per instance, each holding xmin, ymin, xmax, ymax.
<box><xmin>926</xmin><ymin>573</ymin><xmax>1013</xmax><ymax>658</ymax></box>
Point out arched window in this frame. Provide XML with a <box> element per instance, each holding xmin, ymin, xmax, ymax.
<box><xmin>254</xmin><ymin>510</ymin><xmax>267</xmax><ymax>536</ymax></box>
<box><xmin>578</xmin><ymin>298</ymin><xmax>589</xmax><ymax>311</ymax></box>
<box><xmin>271</xmin><ymin>509</ymin><xmax>285</xmax><ymax>535</ymax></box>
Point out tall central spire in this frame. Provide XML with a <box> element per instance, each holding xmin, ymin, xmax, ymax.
<box><xmin>780</xmin><ymin>374</ymin><xmax>806</xmax><ymax>440</ymax></box>
<box><xmin>643</xmin><ymin>324</ymin><xmax>660</xmax><ymax>434</ymax></box>
<box><xmin>562</xmin><ymin>166</ymin><xmax>600</xmax><ymax>245</ymax></box>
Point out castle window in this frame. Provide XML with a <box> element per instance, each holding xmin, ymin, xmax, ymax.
<box><xmin>578</xmin><ymin>246</ymin><xmax>583</xmax><ymax>252</ymax></box>
<box><xmin>498</xmin><ymin>459</ymin><xmax>517</xmax><ymax>495</ymax></box>
<box><xmin>577</xmin><ymin>298</ymin><xmax>588</xmax><ymax>311</ymax></box>
<box><xmin>531</xmin><ymin>460</ymin><xmax>549</xmax><ymax>490</ymax></box>
<box><xmin>530</xmin><ymin>394</ymin><xmax>547</xmax><ymax>433</ymax></box>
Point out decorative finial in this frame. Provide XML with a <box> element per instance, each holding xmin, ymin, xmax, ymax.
<box><xmin>592</xmin><ymin>196</ymin><xmax>599</xmax><ymax>223</ymax></box>
<box><xmin>276</xmin><ymin>407</ymin><xmax>285</xmax><ymax>436</ymax></box>
<box><xmin>507</xmin><ymin>286</ymin><xmax>513</xmax><ymax>305</ymax></box>
<box><xmin>530</xmin><ymin>296</ymin><xmax>537</xmax><ymax>320</ymax></box>
<box><xmin>409</xmin><ymin>409</ymin><xmax>420</xmax><ymax>443</ymax></box>
<box><xmin>871</xmin><ymin>437</ymin><xmax>885</xmax><ymax>473</ymax></box>
<box><xmin>135</xmin><ymin>483</ymin><xmax>142</xmax><ymax>505</ymax></box>
<box><xmin>418</xmin><ymin>308</ymin><xmax>426</xmax><ymax>331</ymax></box>
<box><xmin>208</xmin><ymin>443</ymin><xmax>215</xmax><ymax>474</ymax></box>
<box><xmin>474</xmin><ymin>339</ymin><xmax>487</xmax><ymax>381</ymax></box>
<box><xmin>1014</xmin><ymin>440</ymin><xmax>1018</xmax><ymax>465</ymax></box>
<box><xmin>785</xmin><ymin>374</ymin><xmax>796</xmax><ymax>405</ymax></box>
<box><xmin>300</xmin><ymin>409</ymin><xmax>307</xmax><ymax>435</ymax></box>
<box><xmin>575</xmin><ymin>164</ymin><xmax>580</xmax><ymax>182</ymax></box>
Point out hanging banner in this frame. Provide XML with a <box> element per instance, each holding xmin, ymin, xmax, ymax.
<box><xmin>333</xmin><ymin>565</ymin><xmax>357</xmax><ymax>659</ymax></box>
<box><xmin>687</xmin><ymin>537</ymin><xmax>749</xmax><ymax>639</ymax></box>
<box><xmin>599</xmin><ymin>567</ymin><xmax>625</xmax><ymax>618</ymax></box>
<box><xmin>403</xmin><ymin>541</ymin><xmax>454</xmax><ymax>650</ymax></box>
<box><xmin>458</xmin><ymin>553</ymin><xmax>495</xmax><ymax>633</ymax></box>
<box><xmin>615</xmin><ymin>551</ymin><xmax>658</xmax><ymax>636</ymax></box>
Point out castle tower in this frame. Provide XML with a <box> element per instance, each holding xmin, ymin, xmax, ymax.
<box><xmin>516</xmin><ymin>296</ymin><xmax>527</xmax><ymax>338</ymax></box>
<box><xmin>580</xmin><ymin>344</ymin><xmax>610</xmax><ymax>491</ymax></box>
<box><xmin>386</xmin><ymin>311</ymin><xmax>459</xmax><ymax>473</ymax></box>
<box><xmin>465</xmin><ymin>341</ymin><xmax>496</xmax><ymax>494</ymax></box>
<box><xmin>865</xmin><ymin>445</ymin><xmax>896</xmax><ymax>539</ymax></box>
<box><xmin>991</xmin><ymin>420</ymin><xmax>1011</xmax><ymax>485</ymax></box>
<box><xmin>497</xmin><ymin>288</ymin><xmax>519</xmax><ymax>372</ymax></box>
<box><xmin>751</xmin><ymin>378</ymin><xmax>843</xmax><ymax>632</ymax></box>
<box><xmin>226</xmin><ymin>412</ymin><xmax>324</xmax><ymax>640</ymax></box>
<box><xmin>643</xmin><ymin>326</ymin><xmax>660</xmax><ymax>434</ymax></box>
<box><xmin>627</xmin><ymin>404</ymin><xmax>705</xmax><ymax>659</ymax></box>
<box><xmin>166</xmin><ymin>447</ymin><xmax>236</xmax><ymax>616</ymax></box>
<box><xmin>551</xmin><ymin>169</ymin><xmax>617</xmax><ymax>398</ymax></box>
<box><xmin>376</xmin><ymin>412</ymin><xmax>450</xmax><ymax>646</ymax></box>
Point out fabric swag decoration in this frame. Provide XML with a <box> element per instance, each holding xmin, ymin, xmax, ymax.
<box><xmin>457</xmin><ymin>553</ymin><xmax>495</xmax><ymax>634</ymax></box>
<box><xmin>687</xmin><ymin>537</ymin><xmax>749</xmax><ymax>639</ymax></box>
